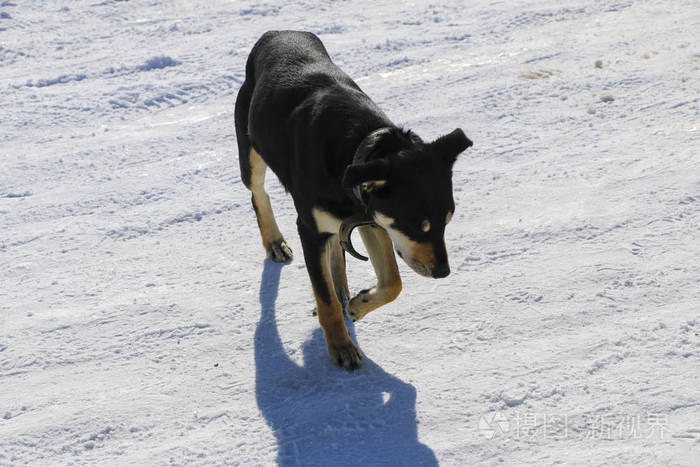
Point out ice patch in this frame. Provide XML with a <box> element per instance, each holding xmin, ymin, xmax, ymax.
<box><xmin>138</xmin><ymin>56</ymin><xmax>181</xmax><ymax>71</ymax></box>
<box><xmin>238</xmin><ymin>4</ymin><xmax>279</xmax><ymax>16</ymax></box>
<box><xmin>519</xmin><ymin>69</ymin><xmax>556</xmax><ymax>80</ymax></box>
<box><xmin>25</xmin><ymin>74</ymin><xmax>86</xmax><ymax>87</ymax></box>
<box><xmin>2</xmin><ymin>191</ymin><xmax>31</xmax><ymax>198</ymax></box>
<box><xmin>588</xmin><ymin>352</ymin><xmax>632</xmax><ymax>374</ymax></box>
<box><xmin>0</xmin><ymin>46</ymin><xmax>27</xmax><ymax>65</ymax></box>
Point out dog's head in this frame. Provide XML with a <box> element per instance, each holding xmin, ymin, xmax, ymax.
<box><xmin>343</xmin><ymin>127</ymin><xmax>472</xmax><ymax>278</ymax></box>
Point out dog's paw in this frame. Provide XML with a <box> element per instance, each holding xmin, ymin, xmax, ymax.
<box><xmin>347</xmin><ymin>288</ymin><xmax>373</xmax><ymax>322</ymax></box>
<box><xmin>266</xmin><ymin>239</ymin><xmax>293</xmax><ymax>262</ymax></box>
<box><xmin>327</xmin><ymin>341</ymin><xmax>363</xmax><ymax>370</ymax></box>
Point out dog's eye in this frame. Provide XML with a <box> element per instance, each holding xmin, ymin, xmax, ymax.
<box><xmin>445</xmin><ymin>211</ymin><xmax>453</xmax><ymax>224</ymax></box>
<box><xmin>421</xmin><ymin>219</ymin><xmax>431</xmax><ymax>232</ymax></box>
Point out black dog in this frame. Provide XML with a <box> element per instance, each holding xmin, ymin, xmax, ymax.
<box><xmin>236</xmin><ymin>31</ymin><xmax>472</xmax><ymax>370</ymax></box>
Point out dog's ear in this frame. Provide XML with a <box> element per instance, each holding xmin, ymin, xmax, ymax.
<box><xmin>342</xmin><ymin>128</ymin><xmax>400</xmax><ymax>190</ymax></box>
<box><xmin>342</xmin><ymin>159</ymin><xmax>390</xmax><ymax>190</ymax></box>
<box><xmin>431</xmin><ymin>128</ymin><xmax>473</xmax><ymax>164</ymax></box>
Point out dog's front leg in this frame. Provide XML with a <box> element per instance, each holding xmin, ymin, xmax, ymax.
<box><xmin>328</xmin><ymin>235</ymin><xmax>350</xmax><ymax>315</ymax></box>
<box><xmin>298</xmin><ymin>221</ymin><xmax>362</xmax><ymax>370</ymax></box>
<box><xmin>348</xmin><ymin>225</ymin><xmax>402</xmax><ymax>321</ymax></box>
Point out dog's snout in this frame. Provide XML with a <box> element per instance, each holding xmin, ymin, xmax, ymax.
<box><xmin>431</xmin><ymin>263</ymin><xmax>450</xmax><ymax>279</ymax></box>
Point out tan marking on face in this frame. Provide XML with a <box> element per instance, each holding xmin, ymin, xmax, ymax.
<box><xmin>421</xmin><ymin>219</ymin><xmax>431</xmax><ymax>232</ymax></box>
<box><xmin>373</xmin><ymin>212</ymin><xmax>436</xmax><ymax>277</ymax></box>
<box><xmin>445</xmin><ymin>211</ymin><xmax>453</xmax><ymax>224</ymax></box>
<box><xmin>312</xmin><ymin>207</ymin><xmax>342</xmax><ymax>234</ymax></box>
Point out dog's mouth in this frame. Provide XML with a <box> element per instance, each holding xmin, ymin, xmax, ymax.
<box><xmin>397</xmin><ymin>249</ymin><xmax>449</xmax><ymax>278</ymax></box>
<box><xmin>405</xmin><ymin>259</ymin><xmax>432</xmax><ymax>277</ymax></box>
<box><xmin>397</xmin><ymin>253</ymin><xmax>432</xmax><ymax>277</ymax></box>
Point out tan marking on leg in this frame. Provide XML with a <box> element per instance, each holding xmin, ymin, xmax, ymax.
<box><xmin>348</xmin><ymin>225</ymin><xmax>402</xmax><ymax>321</ymax></box>
<box><xmin>328</xmin><ymin>235</ymin><xmax>350</xmax><ymax>311</ymax></box>
<box><xmin>249</xmin><ymin>148</ymin><xmax>291</xmax><ymax>261</ymax></box>
<box><xmin>314</xmin><ymin>238</ymin><xmax>362</xmax><ymax>369</ymax></box>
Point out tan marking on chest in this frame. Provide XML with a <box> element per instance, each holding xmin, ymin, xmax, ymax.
<box><xmin>312</xmin><ymin>207</ymin><xmax>342</xmax><ymax>234</ymax></box>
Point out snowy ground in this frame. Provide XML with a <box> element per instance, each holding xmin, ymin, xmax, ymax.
<box><xmin>1</xmin><ymin>0</ymin><xmax>699</xmax><ymax>465</ymax></box>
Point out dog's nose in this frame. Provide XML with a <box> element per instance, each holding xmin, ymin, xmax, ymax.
<box><xmin>431</xmin><ymin>264</ymin><xmax>450</xmax><ymax>278</ymax></box>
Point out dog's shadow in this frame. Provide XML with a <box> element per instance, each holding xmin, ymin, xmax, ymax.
<box><xmin>255</xmin><ymin>259</ymin><xmax>438</xmax><ymax>466</ymax></box>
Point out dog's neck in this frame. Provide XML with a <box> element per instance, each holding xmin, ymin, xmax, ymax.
<box><xmin>339</xmin><ymin>126</ymin><xmax>397</xmax><ymax>261</ymax></box>
<box><xmin>350</xmin><ymin>127</ymin><xmax>393</xmax><ymax>207</ymax></box>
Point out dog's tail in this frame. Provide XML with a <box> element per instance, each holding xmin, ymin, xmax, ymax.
<box><xmin>235</xmin><ymin>58</ymin><xmax>255</xmax><ymax>189</ymax></box>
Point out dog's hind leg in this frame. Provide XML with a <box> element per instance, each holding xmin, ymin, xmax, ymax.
<box><xmin>236</xmin><ymin>80</ymin><xmax>292</xmax><ymax>262</ymax></box>
<box><xmin>298</xmin><ymin>221</ymin><xmax>362</xmax><ymax>370</ymax></box>
<box><xmin>347</xmin><ymin>225</ymin><xmax>402</xmax><ymax>321</ymax></box>
<box><xmin>247</xmin><ymin>148</ymin><xmax>293</xmax><ymax>262</ymax></box>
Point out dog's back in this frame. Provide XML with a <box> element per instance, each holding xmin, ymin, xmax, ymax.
<box><xmin>238</xmin><ymin>31</ymin><xmax>391</xmax><ymax>197</ymax></box>
<box><xmin>247</xmin><ymin>31</ymin><xmax>334</xmax><ymax>85</ymax></box>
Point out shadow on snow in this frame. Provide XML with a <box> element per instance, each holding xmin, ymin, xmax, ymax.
<box><xmin>255</xmin><ymin>259</ymin><xmax>437</xmax><ymax>466</ymax></box>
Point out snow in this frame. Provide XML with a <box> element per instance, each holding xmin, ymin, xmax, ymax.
<box><xmin>1</xmin><ymin>0</ymin><xmax>699</xmax><ymax>465</ymax></box>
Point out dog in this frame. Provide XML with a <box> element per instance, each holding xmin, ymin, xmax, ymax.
<box><xmin>236</xmin><ymin>31</ymin><xmax>472</xmax><ymax>370</ymax></box>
